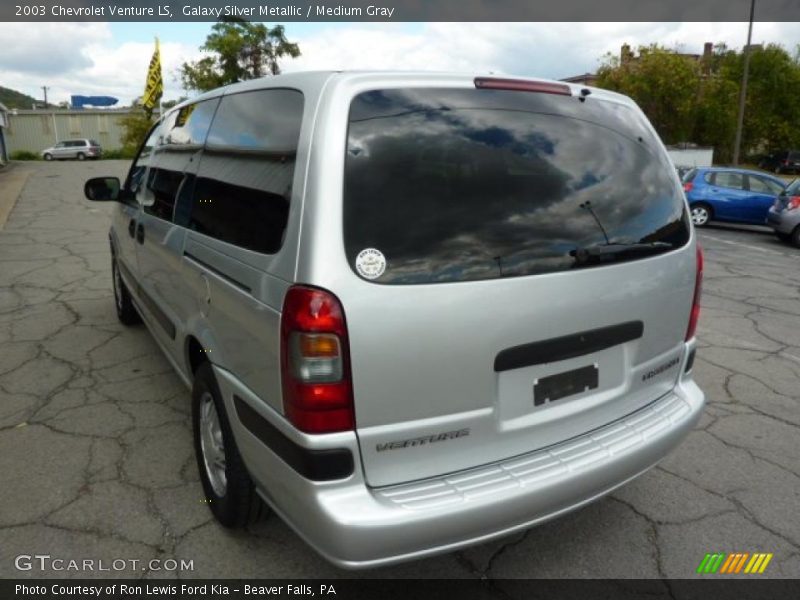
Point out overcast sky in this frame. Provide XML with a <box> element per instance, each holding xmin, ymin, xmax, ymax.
<box><xmin>0</xmin><ymin>21</ymin><xmax>797</xmax><ymax>106</ymax></box>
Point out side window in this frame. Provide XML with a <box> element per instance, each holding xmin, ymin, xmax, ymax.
<box><xmin>142</xmin><ymin>99</ymin><xmax>218</xmax><ymax>222</ymax></box>
<box><xmin>124</xmin><ymin>123</ymin><xmax>161</xmax><ymax>204</ymax></box>
<box><xmin>748</xmin><ymin>176</ymin><xmax>783</xmax><ymax>195</ymax></box>
<box><xmin>714</xmin><ymin>172</ymin><xmax>745</xmax><ymax>190</ymax></box>
<box><xmin>703</xmin><ymin>171</ymin><xmax>714</xmax><ymax>184</ymax></box>
<box><xmin>189</xmin><ymin>88</ymin><xmax>304</xmax><ymax>254</ymax></box>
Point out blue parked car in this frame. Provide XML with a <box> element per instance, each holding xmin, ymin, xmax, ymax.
<box><xmin>682</xmin><ymin>167</ymin><xmax>786</xmax><ymax>227</ymax></box>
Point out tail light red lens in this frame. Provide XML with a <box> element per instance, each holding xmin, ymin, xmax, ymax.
<box><xmin>683</xmin><ymin>182</ymin><xmax>694</xmax><ymax>193</ymax></box>
<box><xmin>685</xmin><ymin>245</ymin><xmax>704</xmax><ymax>341</ymax></box>
<box><xmin>281</xmin><ymin>286</ymin><xmax>354</xmax><ymax>434</ymax></box>
<box><xmin>787</xmin><ymin>196</ymin><xmax>800</xmax><ymax>210</ymax></box>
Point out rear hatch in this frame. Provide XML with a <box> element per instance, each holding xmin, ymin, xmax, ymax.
<box><xmin>772</xmin><ymin>179</ymin><xmax>800</xmax><ymax>213</ymax></box>
<box><xmin>338</xmin><ymin>81</ymin><xmax>695</xmax><ymax>487</ymax></box>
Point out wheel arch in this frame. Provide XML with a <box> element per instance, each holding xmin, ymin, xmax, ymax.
<box><xmin>184</xmin><ymin>326</ymin><xmax>225</xmax><ymax>381</ymax></box>
<box><xmin>186</xmin><ymin>335</ymin><xmax>209</xmax><ymax>377</ymax></box>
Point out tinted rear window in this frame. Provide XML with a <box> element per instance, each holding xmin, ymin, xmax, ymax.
<box><xmin>343</xmin><ymin>87</ymin><xmax>690</xmax><ymax>284</ymax></box>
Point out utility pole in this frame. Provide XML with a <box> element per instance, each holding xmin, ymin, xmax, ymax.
<box><xmin>732</xmin><ymin>0</ymin><xmax>756</xmax><ymax>166</ymax></box>
<box><xmin>41</xmin><ymin>86</ymin><xmax>50</xmax><ymax>108</ymax></box>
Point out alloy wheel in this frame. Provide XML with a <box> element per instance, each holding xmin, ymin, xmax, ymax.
<box><xmin>691</xmin><ymin>206</ymin><xmax>710</xmax><ymax>226</ymax></box>
<box><xmin>199</xmin><ymin>392</ymin><xmax>227</xmax><ymax>496</ymax></box>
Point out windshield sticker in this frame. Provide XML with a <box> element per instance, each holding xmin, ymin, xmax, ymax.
<box><xmin>355</xmin><ymin>248</ymin><xmax>386</xmax><ymax>280</ymax></box>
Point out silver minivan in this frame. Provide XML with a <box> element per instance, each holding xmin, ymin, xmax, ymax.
<box><xmin>43</xmin><ymin>138</ymin><xmax>102</xmax><ymax>160</ymax></box>
<box><xmin>84</xmin><ymin>71</ymin><xmax>705</xmax><ymax>569</ymax></box>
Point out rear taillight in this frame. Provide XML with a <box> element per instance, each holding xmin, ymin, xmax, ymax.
<box><xmin>783</xmin><ymin>159</ymin><xmax>790</xmax><ymax>166</ymax></box>
<box><xmin>683</xmin><ymin>181</ymin><xmax>694</xmax><ymax>193</ymax></box>
<box><xmin>788</xmin><ymin>196</ymin><xmax>800</xmax><ymax>210</ymax></box>
<box><xmin>474</xmin><ymin>77</ymin><xmax>572</xmax><ymax>96</ymax></box>
<box><xmin>280</xmin><ymin>286</ymin><xmax>354</xmax><ymax>434</ymax></box>
<box><xmin>685</xmin><ymin>245</ymin><xmax>704</xmax><ymax>341</ymax></box>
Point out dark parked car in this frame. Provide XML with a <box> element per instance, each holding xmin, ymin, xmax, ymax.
<box><xmin>683</xmin><ymin>167</ymin><xmax>786</xmax><ymax>227</ymax></box>
<box><xmin>758</xmin><ymin>150</ymin><xmax>800</xmax><ymax>174</ymax></box>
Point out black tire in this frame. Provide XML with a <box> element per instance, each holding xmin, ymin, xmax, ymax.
<box><xmin>112</xmin><ymin>257</ymin><xmax>141</xmax><ymax>325</ymax></box>
<box><xmin>775</xmin><ymin>231</ymin><xmax>791</xmax><ymax>243</ymax></box>
<box><xmin>791</xmin><ymin>226</ymin><xmax>800</xmax><ymax>249</ymax></box>
<box><xmin>192</xmin><ymin>362</ymin><xmax>265</xmax><ymax>528</ymax></box>
<box><xmin>43</xmin><ymin>153</ymin><xmax>53</xmax><ymax>161</ymax></box>
<box><xmin>77</xmin><ymin>152</ymin><xmax>86</xmax><ymax>161</ymax></box>
<box><xmin>690</xmin><ymin>203</ymin><xmax>712</xmax><ymax>228</ymax></box>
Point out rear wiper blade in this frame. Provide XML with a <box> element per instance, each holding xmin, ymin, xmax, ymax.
<box><xmin>570</xmin><ymin>242</ymin><xmax>673</xmax><ymax>266</ymax></box>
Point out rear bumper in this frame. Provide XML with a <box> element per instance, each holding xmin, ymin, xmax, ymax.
<box><xmin>767</xmin><ymin>208</ymin><xmax>799</xmax><ymax>234</ymax></box>
<box><xmin>228</xmin><ymin>370</ymin><xmax>704</xmax><ymax>569</ymax></box>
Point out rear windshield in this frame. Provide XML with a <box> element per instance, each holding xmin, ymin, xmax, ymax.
<box><xmin>343</xmin><ymin>87</ymin><xmax>690</xmax><ymax>284</ymax></box>
<box><xmin>789</xmin><ymin>151</ymin><xmax>800</xmax><ymax>160</ymax></box>
<box><xmin>785</xmin><ymin>179</ymin><xmax>800</xmax><ymax>195</ymax></box>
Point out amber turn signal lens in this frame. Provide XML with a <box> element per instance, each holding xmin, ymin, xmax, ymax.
<box><xmin>297</xmin><ymin>333</ymin><xmax>341</xmax><ymax>358</ymax></box>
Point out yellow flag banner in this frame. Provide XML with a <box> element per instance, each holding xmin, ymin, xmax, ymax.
<box><xmin>142</xmin><ymin>38</ymin><xmax>163</xmax><ymax>115</ymax></box>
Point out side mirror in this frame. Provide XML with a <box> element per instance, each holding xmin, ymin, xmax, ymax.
<box><xmin>84</xmin><ymin>177</ymin><xmax>121</xmax><ymax>202</ymax></box>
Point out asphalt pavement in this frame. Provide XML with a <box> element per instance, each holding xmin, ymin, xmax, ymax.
<box><xmin>0</xmin><ymin>161</ymin><xmax>798</xmax><ymax>582</ymax></box>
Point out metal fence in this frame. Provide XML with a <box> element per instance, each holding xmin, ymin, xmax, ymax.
<box><xmin>4</xmin><ymin>109</ymin><xmax>134</xmax><ymax>155</ymax></box>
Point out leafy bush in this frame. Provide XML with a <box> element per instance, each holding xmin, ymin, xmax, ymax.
<box><xmin>119</xmin><ymin>110</ymin><xmax>155</xmax><ymax>156</ymax></box>
<box><xmin>10</xmin><ymin>150</ymin><xmax>40</xmax><ymax>161</ymax></box>
<box><xmin>102</xmin><ymin>148</ymin><xmax>137</xmax><ymax>160</ymax></box>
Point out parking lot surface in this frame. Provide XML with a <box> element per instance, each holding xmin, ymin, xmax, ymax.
<box><xmin>1</xmin><ymin>161</ymin><xmax>798</xmax><ymax>581</ymax></box>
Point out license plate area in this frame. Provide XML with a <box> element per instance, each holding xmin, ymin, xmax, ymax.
<box><xmin>534</xmin><ymin>364</ymin><xmax>598</xmax><ymax>406</ymax></box>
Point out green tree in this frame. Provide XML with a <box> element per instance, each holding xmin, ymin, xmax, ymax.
<box><xmin>180</xmin><ymin>20</ymin><xmax>300</xmax><ymax>92</ymax></box>
<box><xmin>692</xmin><ymin>44</ymin><xmax>740</xmax><ymax>162</ymax></box>
<box><xmin>734</xmin><ymin>44</ymin><xmax>800</xmax><ymax>155</ymax></box>
<box><xmin>595</xmin><ymin>42</ymin><xmax>800</xmax><ymax>163</ymax></box>
<box><xmin>162</xmin><ymin>97</ymin><xmax>188</xmax><ymax>109</ymax></box>
<box><xmin>595</xmin><ymin>44</ymin><xmax>702</xmax><ymax>145</ymax></box>
<box><xmin>118</xmin><ymin>110</ymin><xmax>155</xmax><ymax>155</ymax></box>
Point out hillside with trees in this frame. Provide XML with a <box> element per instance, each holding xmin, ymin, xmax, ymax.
<box><xmin>0</xmin><ymin>85</ymin><xmax>38</xmax><ymax>109</ymax></box>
